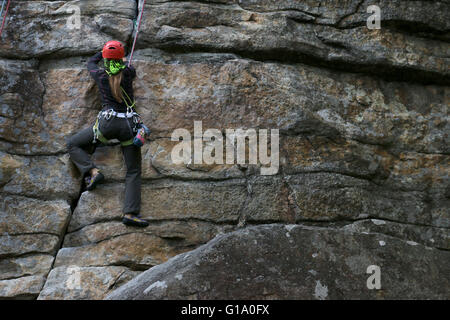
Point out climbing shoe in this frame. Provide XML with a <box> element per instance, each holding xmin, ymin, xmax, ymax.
<box><xmin>85</xmin><ymin>171</ymin><xmax>104</xmax><ymax>191</ymax></box>
<box><xmin>122</xmin><ymin>214</ymin><xmax>149</xmax><ymax>228</ymax></box>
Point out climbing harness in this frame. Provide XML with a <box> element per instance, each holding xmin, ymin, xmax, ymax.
<box><xmin>92</xmin><ymin>87</ymin><xmax>149</xmax><ymax>147</ymax></box>
<box><xmin>99</xmin><ymin>109</ymin><xmax>139</xmax><ymax>120</ymax></box>
<box><xmin>128</xmin><ymin>0</ymin><xmax>146</xmax><ymax>67</ymax></box>
<box><xmin>0</xmin><ymin>0</ymin><xmax>11</xmax><ymax>38</ymax></box>
<box><xmin>121</xmin><ymin>86</ymin><xmax>137</xmax><ymax>116</ymax></box>
<box><xmin>92</xmin><ymin>109</ymin><xmax>137</xmax><ymax>147</ymax></box>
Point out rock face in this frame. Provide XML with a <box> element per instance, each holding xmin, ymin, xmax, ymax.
<box><xmin>0</xmin><ymin>0</ymin><xmax>448</xmax><ymax>299</ymax></box>
<box><xmin>106</xmin><ymin>224</ymin><xmax>450</xmax><ymax>300</ymax></box>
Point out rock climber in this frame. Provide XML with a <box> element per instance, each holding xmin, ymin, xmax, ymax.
<box><xmin>66</xmin><ymin>40</ymin><xmax>149</xmax><ymax>228</ymax></box>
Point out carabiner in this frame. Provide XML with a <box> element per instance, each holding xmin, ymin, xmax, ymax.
<box><xmin>104</xmin><ymin>109</ymin><xmax>113</xmax><ymax>120</ymax></box>
<box><xmin>133</xmin><ymin>114</ymin><xmax>141</xmax><ymax>124</ymax></box>
<box><xmin>126</xmin><ymin>106</ymin><xmax>133</xmax><ymax>118</ymax></box>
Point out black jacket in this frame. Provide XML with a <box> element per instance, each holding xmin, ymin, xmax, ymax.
<box><xmin>87</xmin><ymin>52</ymin><xmax>136</xmax><ymax>112</ymax></box>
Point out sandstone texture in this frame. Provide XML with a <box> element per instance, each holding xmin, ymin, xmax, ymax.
<box><xmin>0</xmin><ymin>0</ymin><xmax>448</xmax><ymax>299</ymax></box>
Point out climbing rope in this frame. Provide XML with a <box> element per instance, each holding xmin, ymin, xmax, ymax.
<box><xmin>128</xmin><ymin>0</ymin><xmax>146</xmax><ymax>67</ymax></box>
<box><xmin>0</xmin><ymin>0</ymin><xmax>11</xmax><ymax>38</ymax></box>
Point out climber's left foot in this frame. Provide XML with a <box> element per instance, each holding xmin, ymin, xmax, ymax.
<box><xmin>86</xmin><ymin>171</ymin><xmax>104</xmax><ymax>191</ymax></box>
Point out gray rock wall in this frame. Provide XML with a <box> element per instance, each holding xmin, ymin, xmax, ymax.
<box><xmin>106</xmin><ymin>224</ymin><xmax>450</xmax><ymax>300</ymax></box>
<box><xmin>0</xmin><ymin>0</ymin><xmax>448</xmax><ymax>299</ymax></box>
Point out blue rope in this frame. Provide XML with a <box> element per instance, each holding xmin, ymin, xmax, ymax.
<box><xmin>0</xmin><ymin>0</ymin><xmax>6</xmax><ymax>19</ymax></box>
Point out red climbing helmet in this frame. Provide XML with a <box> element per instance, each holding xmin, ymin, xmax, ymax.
<box><xmin>102</xmin><ymin>40</ymin><xmax>125</xmax><ymax>59</ymax></box>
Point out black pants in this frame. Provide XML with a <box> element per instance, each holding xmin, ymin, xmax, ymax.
<box><xmin>66</xmin><ymin>116</ymin><xmax>141</xmax><ymax>215</ymax></box>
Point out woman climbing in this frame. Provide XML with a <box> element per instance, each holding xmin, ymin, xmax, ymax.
<box><xmin>66</xmin><ymin>40</ymin><xmax>149</xmax><ymax>228</ymax></box>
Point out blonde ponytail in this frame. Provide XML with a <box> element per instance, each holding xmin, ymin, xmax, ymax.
<box><xmin>108</xmin><ymin>72</ymin><xmax>123</xmax><ymax>103</ymax></box>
